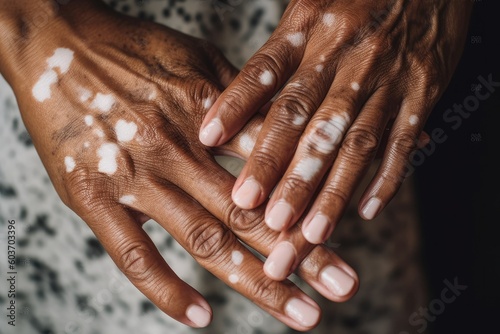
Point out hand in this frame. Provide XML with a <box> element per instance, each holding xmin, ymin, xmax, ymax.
<box><xmin>0</xmin><ymin>1</ymin><xmax>359</xmax><ymax>330</ymax></box>
<box><xmin>199</xmin><ymin>0</ymin><xmax>472</xmax><ymax>268</ymax></box>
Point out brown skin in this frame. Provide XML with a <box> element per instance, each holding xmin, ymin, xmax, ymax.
<box><xmin>200</xmin><ymin>0</ymin><xmax>473</xmax><ymax>276</ymax></box>
<box><xmin>0</xmin><ymin>0</ymin><xmax>359</xmax><ymax>331</ymax></box>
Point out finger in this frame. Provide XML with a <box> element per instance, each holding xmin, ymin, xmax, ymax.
<box><xmin>81</xmin><ymin>203</ymin><xmax>212</xmax><ymax>328</ymax></box>
<box><xmin>376</xmin><ymin>124</ymin><xmax>429</xmax><ymax>159</ymax></box>
<box><xmin>139</xmin><ymin>184</ymin><xmax>322</xmax><ymax>331</ymax></box>
<box><xmin>358</xmin><ymin>95</ymin><xmax>428</xmax><ymax>220</ymax></box>
<box><xmin>298</xmin><ymin>89</ymin><xmax>397</xmax><ymax>244</ymax></box>
<box><xmin>230</xmin><ymin>56</ymin><xmax>337</xmax><ymax>211</ymax></box>
<box><xmin>260</xmin><ymin>74</ymin><xmax>374</xmax><ymax>234</ymax></box>
<box><xmin>199</xmin><ymin>22</ymin><xmax>308</xmax><ymax>147</ymax></box>
<box><xmin>167</xmin><ymin>150</ymin><xmax>358</xmax><ymax>302</ymax></box>
<box><xmin>214</xmin><ymin>114</ymin><xmax>264</xmax><ymax>160</ymax></box>
<box><xmin>265</xmin><ymin>222</ymin><xmax>359</xmax><ymax>302</ymax></box>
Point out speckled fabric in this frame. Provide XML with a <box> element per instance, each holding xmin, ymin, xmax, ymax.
<box><xmin>0</xmin><ymin>1</ymin><xmax>428</xmax><ymax>334</ymax></box>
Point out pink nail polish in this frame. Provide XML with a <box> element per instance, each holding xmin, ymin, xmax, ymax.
<box><xmin>361</xmin><ymin>197</ymin><xmax>382</xmax><ymax>220</ymax></box>
<box><xmin>320</xmin><ymin>266</ymin><xmax>355</xmax><ymax>296</ymax></box>
<box><xmin>199</xmin><ymin>118</ymin><xmax>223</xmax><ymax>146</ymax></box>
<box><xmin>186</xmin><ymin>304</ymin><xmax>211</xmax><ymax>328</ymax></box>
<box><xmin>233</xmin><ymin>179</ymin><xmax>261</xmax><ymax>209</ymax></box>
<box><xmin>285</xmin><ymin>297</ymin><xmax>320</xmax><ymax>328</ymax></box>
<box><xmin>302</xmin><ymin>214</ymin><xmax>329</xmax><ymax>244</ymax></box>
<box><xmin>265</xmin><ymin>201</ymin><xmax>293</xmax><ymax>231</ymax></box>
<box><xmin>264</xmin><ymin>242</ymin><xmax>296</xmax><ymax>280</ymax></box>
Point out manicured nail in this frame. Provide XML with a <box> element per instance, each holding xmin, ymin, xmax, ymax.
<box><xmin>186</xmin><ymin>304</ymin><xmax>211</xmax><ymax>328</ymax></box>
<box><xmin>199</xmin><ymin>118</ymin><xmax>223</xmax><ymax>146</ymax></box>
<box><xmin>361</xmin><ymin>197</ymin><xmax>382</xmax><ymax>220</ymax></box>
<box><xmin>264</xmin><ymin>242</ymin><xmax>296</xmax><ymax>280</ymax></box>
<box><xmin>233</xmin><ymin>178</ymin><xmax>261</xmax><ymax>209</ymax></box>
<box><xmin>320</xmin><ymin>266</ymin><xmax>355</xmax><ymax>297</ymax></box>
<box><xmin>265</xmin><ymin>201</ymin><xmax>293</xmax><ymax>231</ymax></box>
<box><xmin>285</xmin><ymin>297</ymin><xmax>320</xmax><ymax>328</ymax></box>
<box><xmin>302</xmin><ymin>214</ymin><xmax>329</xmax><ymax>244</ymax></box>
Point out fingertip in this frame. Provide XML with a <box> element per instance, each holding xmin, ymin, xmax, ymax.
<box><xmin>265</xmin><ymin>201</ymin><xmax>294</xmax><ymax>231</ymax></box>
<box><xmin>199</xmin><ymin>117</ymin><xmax>224</xmax><ymax>147</ymax></box>
<box><xmin>319</xmin><ymin>266</ymin><xmax>357</xmax><ymax>298</ymax></box>
<box><xmin>284</xmin><ymin>297</ymin><xmax>322</xmax><ymax>329</ymax></box>
<box><xmin>359</xmin><ymin>197</ymin><xmax>382</xmax><ymax>220</ymax></box>
<box><xmin>232</xmin><ymin>178</ymin><xmax>263</xmax><ymax>209</ymax></box>
<box><xmin>186</xmin><ymin>303</ymin><xmax>213</xmax><ymax>328</ymax></box>
<box><xmin>264</xmin><ymin>242</ymin><xmax>296</xmax><ymax>281</ymax></box>
<box><xmin>302</xmin><ymin>214</ymin><xmax>330</xmax><ymax>244</ymax></box>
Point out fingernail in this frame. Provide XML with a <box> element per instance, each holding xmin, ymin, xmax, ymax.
<box><xmin>361</xmin><ymin>197</ymin><xmax>382</xmax><ymax>220</ymax></box>
<box><xmin>285</xmin><ymin>297</ymin><xmax>320</xmax><ymax>328</ymax></box>
<box><xmin>265</xmin><ymin>201</ymin><xmax>293</xmax><ymax>231</ymax></box>
<box><xmin>199</xmin><ymin>118</ymin><xmax>223</xmax><ymax>146</ymax></box>
<box><xmin>233</xmin><ymin>178</ymin><xmax>261</xmax><ymax>209</ymax></box>
<box><xmin>186</xmin><ymin>304</ymin><xmax>211</xmax><ymax>328</ymax></box>
<box><xmin>264</xmin><ymin>242</ymin><xmax>296</xmax><ymax>280</ymax></box>
<box><xmin>320</xmin><ymin>266</ymin><xmax>355</xmax><ymax>297</ymax></box>
<box><xmin>302</xmin><ymin>214</ymin><xmax>330</xmax><ymax>244</ymax></box>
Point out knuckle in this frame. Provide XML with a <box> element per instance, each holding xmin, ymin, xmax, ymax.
<box><xmin>342</xmin><ymin>127</ymin><xmax>380</xmax><ymax>157</ymax></box>
<box><xmin>227</xmin><ymin>204</ymin><xmax>263</xmax><ymax>236</ymax></box>
<box><xmin>251</xmin><ymin>148</ymin><xmax>283</xmax><ymax>176</ymax></box>
<box><xmin>390</xmin><ymin>132</ymin><xmax>417</xmax><ymax>155</ymax></box>
<box><xmin>282</xmin><ymin>174</ymin><xmax>316</xmax><ymax>194</ymax></box>
<box><xmin>117</xmin><ymin>239</ymin><xmax>157</xmax><ymax>282</ymax></box>
<box><xmin>272</xmin><ymin>89</ymin><xmax>316</xmax><ymax>121</ymax></box>
<box><xmin>247</xmin><ymin>277</ymin><xmax>281</xmax><ymax>305</ymax></box>
<box><xmin>64</xmin><ymin>168</ymin><xmax>115</xmax><ymax>212</ymax></box>
<box><xmin>187</xmin><ymin>220</ymin><xmax>234</xmax><ymax>262</ymax></box>
<box><xmin>321</xmin><ymin>184</ymin><xmax>350</xmax><ymax>206</ymax></box>
<box><xmin>302</xmin><ymin>113</ymin><xmax>351</xmax><ymax>154</ymax></box>
<box><xmin>240</xmin><ymin>52</ymin><xmax>282</xmax><ymax>88</ymax></box>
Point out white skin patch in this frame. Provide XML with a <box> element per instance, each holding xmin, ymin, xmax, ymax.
<box><xmin>231</xmin><ymin>251</ymin><xmax>244</xmax><ymax>266</ymax></box>
<box><xmin>32</xmin><ymin>70</ymin><xmax>58</xmax><ymax>102</ymax></box>
<box><xmin>119</xmin><ymin>195</ymin><xmax>136</xmax><ymax>206</ymax></box>
<box><xmin>46</xmin><ymin>48</ymin><xmax>74</xmax><ymax>74</ymax></box>
<box><xmin>79</xmin><ymin>87</ymin><xmax>92</xmax><ymax>102</ymax></box>
<box><xmin>293</xmin><ymin>115</ymin><xmax>306</xmax><ymax>126</ymax></box>
<box><xmin>255</xmin><ymin>123</ymin><xmax>263</xmax><ymax>134</ymax></box>
<box><xmin>148</xmin><ymin>90</ymin><xmax>157</xmax><ymax>101</ymax></box>
<box><xmin>239</xmin><ymin>134</ymin><xmax>255</xmax><ymax>154</ymax></box>
<box><xmin>64</xmin><ymin>156</ymin><xmax>75</xmax><ymax>173</ymax></box>
<box><xmin>293</xmin><ymin>157</ymin><xmax>323</xmax><ymax>182</ymax></box>
<box><xmin>91</xmin><ymin>93</ymin><xmax>115</xmax><ymax>113</ymax></box>
<box><xmin>287</xmin><ymin>32</ymin><xmax>305</xmax><ymax>47</ymax></box>
<box><xmin>307</xmin><ymin>112</ymin><xmax>351</xmax><ymax>154</ymax></box>
<box><xmin>203</xmin><ymin>97</ymin><xmax>214</xmax><ymax>110</ymax></box>
<box><xmin>315</xmin><ymin>64</ymin><xmax>324</xmax><ymax>73</ymax></box>
<box><xmin>409</xmin><ymin>115</ymin><xmax>419</xmax><ymax>126</ymax></box>
<box><xmin>351</xmin><ymin>82</ymin><xmax>360</xmax><ymax>91</ymax></box>
<box><xmin>83</xmin><ymin>142</ymin><xmax>90</xmax><ymax>148</ymax></box>
<box><xmin>84</xmin><ymin>115</ymin><xmax>94</xmax><ymax>126</ymax></box>
<box><xmin>97</xmin><ymin>143</ymin><xmax>119</xmax><ymax>175</ymax></box>
<box><xmin>32</xmin><ymin>48</ymin><xmax>74</xmax><ymax>102</ymax></box>
<box><xmin>228</xmin><ymin>274</ymin><xmax>239</xmax><ymax>284</ymax></box>
<box><xmin>94</xmin><ymin>129</ymin><xmax>104</xmax><ymax>138</ymax></box>
<box><xmin>259</xmin><ymin>70</ymin><xmax>274</xmax><ymax>86</ymax></box>
<box><xmin>323</xmin><ymin>13</ymin><xmax>336</xmax><ymax>27</ymax></box>
<box><xmin>115</xmin><ymin>120</ymin><xmax>138</xmax><ymax>143</ymax></box>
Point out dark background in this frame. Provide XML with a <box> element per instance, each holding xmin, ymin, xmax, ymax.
<box><xmin>414</xmin><ymin>0</ymin><xmax>499</xmax><ymax>332</ymax></box>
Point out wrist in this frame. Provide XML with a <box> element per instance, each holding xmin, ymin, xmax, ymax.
<box><xmin>0</xmin><ymin>0</ymin><xmax>105</xmax><ymax>86</ymax></box>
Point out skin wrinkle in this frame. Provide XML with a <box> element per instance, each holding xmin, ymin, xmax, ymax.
<box><xmin>3</xmin><ymin>0</ymin><xmax>473</xmax><ymax>329</ymax></box>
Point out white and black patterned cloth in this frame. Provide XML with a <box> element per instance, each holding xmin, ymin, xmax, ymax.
<box><xmin>0</xmin><ymin>1</ymin><xmax>428</xmax><ymax>333</ymax></box>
